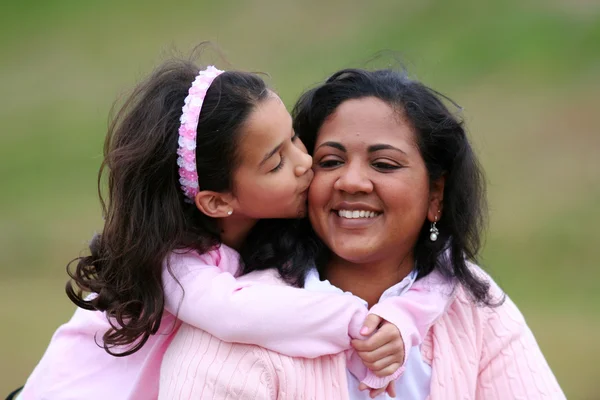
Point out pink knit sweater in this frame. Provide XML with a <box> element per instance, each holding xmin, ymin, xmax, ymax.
<box><xmin>159</xmin><ymin>268</ymin><xmax>565</xmax><ymax>399</ymax></box>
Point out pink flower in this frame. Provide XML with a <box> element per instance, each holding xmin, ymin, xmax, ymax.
<box><xmin>178</xmin><ymin>125</ymin><xmax>195</xmax><ymax>139</ymax></box>
<box><xmin>184</xmin><ymin>153</ymin><xmax>195</xmax><ymax>164</ymax></box>
<box><xmin>184</xmin><ymin>186</ymin><xmax>198</xmax><ymax>198</ymax></box>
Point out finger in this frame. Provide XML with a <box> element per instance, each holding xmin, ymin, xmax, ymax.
<box><xmin>352</xmin><ymin>337</ymin><xmax>379</xmax><ymax>353</ymax></box>
<box><xmin>352</xmin><ymin>338</ymin><xmax>384</xmax><ymax>353</ymax></box>
<box><xmin>377</xmin><ymin>322</ymin><xmax>401</xmax><ymax>341</ymax></box>
<box><xmin>372</xmin><ymin>362</ymin><xmax>402</xmax><ymax>378</ymax></box>
<box><xmin>362</xmin><ymin>354</ymin><xmax>401</xmax><ymax>374</ymax></box>
<box><xmin>357</xmin><ymin>335</ymin><xmax>405</xmax><ymax>364</ymax></box>
<box><xmin>352</xmin><ymin>331</ymin><xmax>393</xmax><ymax>352</ymax></box>
<box><xmin>358</xmin><ymin>382</ymin><xmax>369</xmax><ymax>392</ymax></box>
<box><xmin>386</xmin><ymin>382</ymin><xmax>397</xmax><ymax>398</ymax></box>
<box><xmin>353</xmin><ymin>322</ymin><xmax>401</xmax><ymax>352</ymax></box>
<box><xmin>356</xmin><ymin>341</ymin><xmax>402</xmax><ymax>364</ymax></box>
<box><xmin>360</xmin><ymin>313</ymin><xmax>383</xmax><ymax>336</ymax></box>
<box><xmin>369</xmin><ymin>387</ymin><xmax>386</xmax><ymax>398</ymax></box>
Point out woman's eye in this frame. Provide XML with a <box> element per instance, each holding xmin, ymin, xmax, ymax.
<box><xmin>372</xmin><ymin>162</ymin><xmax>401</xmax><ymax>170</ymax></box>
<box><xmin>318</xmin><ymin>159</ymin><xmax>343</xmax><ymax>168</ymax></box>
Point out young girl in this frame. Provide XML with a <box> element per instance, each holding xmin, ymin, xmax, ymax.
<box><xmin>20</xmin><ymin>60</ymin><xmax>450</xmax><ymax>399</ymax></box>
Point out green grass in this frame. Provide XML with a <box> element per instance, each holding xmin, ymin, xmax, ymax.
<box><xmin>1</xmin><ymin>0</ymin><xmax>599</xmax><ymax>398</ymax></box>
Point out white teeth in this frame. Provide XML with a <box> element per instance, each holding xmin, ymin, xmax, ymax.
<box><xmin>337</xmin><ymin>209</ymin><xmax>380</xmax><ymax>219</ymax></box>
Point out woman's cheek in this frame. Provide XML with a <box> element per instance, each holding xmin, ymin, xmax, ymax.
<box><xmin>309</xmin><ymin>171</ymin><xmax>331</xmax><ymax>201</ymax></box>
<box><xmin>307</xmin><ymin>182</ymin><xmax>321</xmax><ymax>207</ymax></box>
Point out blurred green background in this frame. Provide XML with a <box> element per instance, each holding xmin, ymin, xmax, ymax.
<box><xmin>1</xmin><ymin>0</ymin><xmax>599</xmax><ymax>397</ymax></box>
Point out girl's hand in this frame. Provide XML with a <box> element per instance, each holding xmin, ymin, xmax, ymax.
<box><xmin>351</xmin><ymin>314</ymin><xmax>404</xmax><ymax>397</ymax></box>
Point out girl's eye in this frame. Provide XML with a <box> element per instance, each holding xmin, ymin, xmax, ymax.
<box><xmin>270</xmin><ymin>156</ymin><xmax>285</xmax><ymax>172</ymax></box>
<box><xmin>318</xmin><ymin>159</ymin><xmax>343</xmax><ymax>168</ymax></box>
<box><xmin>372</xmin><ymin>161</ymin><xmax>401</xmax><ymax>171</ymax></box>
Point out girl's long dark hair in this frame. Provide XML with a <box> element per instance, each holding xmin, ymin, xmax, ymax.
<box><xmin>66</xmin><ymin>59</ymin><xmax>274</xmax><ymax>355</ymax></box>
<box><xmin>292</xmin><ymin>68</ymin><xmax>501</xmax><ymax>306</ymax></box>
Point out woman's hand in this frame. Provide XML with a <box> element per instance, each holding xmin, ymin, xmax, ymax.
<box><xmin>351</xmin><ymin>314</ymin><xmax>405</xmax><ymax>397</ymax></box>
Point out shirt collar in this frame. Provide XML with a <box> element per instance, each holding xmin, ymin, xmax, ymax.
<box><xmin>304</xmin><ymin>268</ymin><xmax>418</xmax><ymax>306</ymax></box>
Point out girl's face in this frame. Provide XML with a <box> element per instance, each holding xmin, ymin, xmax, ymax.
<box><xmin>231</xmin><ymin>93</ymin><xmax>313</xmax><ymax>219</ymax></box>
<box><xmin>308</xmin><ymin>97</ymin><xmax>441</xmax><ymax>266</ymax></box>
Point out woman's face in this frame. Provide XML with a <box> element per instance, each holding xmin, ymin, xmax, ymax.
<box><xmin>308</xmin><ymin>96</ymin><xmax>440</xmax><ymax>265</ymax></box>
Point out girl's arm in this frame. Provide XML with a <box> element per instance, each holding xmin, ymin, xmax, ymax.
<box><xmin>369</xmin><ymin>270</ymin><xmax>452</xmax><ymax>360</ymax></box>
<box><xmin>359</xmin><ymin>270</ymin><xmax>453</xmax><ymax>388</ymax></box>
<box><xmin>162</xmin><ymin>250</ymin><xmax>368</xmax><ymax>358</ymax></box>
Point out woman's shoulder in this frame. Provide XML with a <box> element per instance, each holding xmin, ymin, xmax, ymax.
<box><xmin>435</xmin><ymin>265</ymin><xmax>565</xmax><ymax>398</ymax></box>
<box><xmin>450</xmin><ymin>263</ymin><xmax>522</xmax><ymax>321</ymax></box>
<box><xmin>440</xmin><ymin>263</ymin><xmax>530</xmax><ymax>354</ymax></box>
<box><xmin>427</xmin><ymin>265</ymin><xmax>530</xmax><ymax>372</ymax></box>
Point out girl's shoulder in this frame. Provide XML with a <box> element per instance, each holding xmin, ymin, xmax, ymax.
<box><xmin>165</xmin><ymin>244</ymin><xmax>241</xmax><ymax>272</ymax></box>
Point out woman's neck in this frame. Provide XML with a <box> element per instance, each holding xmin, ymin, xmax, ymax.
<box><xmin>324</xmin><ymin>253</ymin><xmax>414</xmax><ymax>308</ymax></box>
<box><xmin>218</xmin><ymin>216</ymin><xmax>258</xmax><ymax>251</ymax></box>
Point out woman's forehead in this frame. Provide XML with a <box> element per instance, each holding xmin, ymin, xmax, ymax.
<box><xmin>315</xmin><ymin>97</ymin><xmax>417</xmax><ymax>150</ymax></box>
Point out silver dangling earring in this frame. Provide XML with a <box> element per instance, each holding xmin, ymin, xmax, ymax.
<box><xmin>430</xmin><ymin>216</ymin><xmax>439</xmax><ymax>242</ymax></box>
<box><xmin>227</xmin><ymin>210</ymin><xmax>233</xmax><ymax>216</ymax></box>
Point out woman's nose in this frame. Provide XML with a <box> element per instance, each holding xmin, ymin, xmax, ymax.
<box><xmin>333</xmin><ymin>162</ymin><xmax>373</xmax><ymax>194</ymax></box>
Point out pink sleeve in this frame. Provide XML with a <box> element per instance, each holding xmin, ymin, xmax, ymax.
<box><xmin>360</xmin><ymin>270</ymin><xmax>453</xmax><ymax>388</ymax></box>
<box><xmin>476</xmin><ymin>294</ymin><xmax>566</xmax><ymax>399</ymax></box>
<box><xmin>162</xmin><ymin>250</ymin><xmax>368</xmax><ymax>358</ymax></box>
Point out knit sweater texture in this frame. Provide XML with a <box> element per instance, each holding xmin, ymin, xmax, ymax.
<box><xmin>159</xmin><ymin>267</ymin><xmax>565</xmax><ymax>399</ymax></box>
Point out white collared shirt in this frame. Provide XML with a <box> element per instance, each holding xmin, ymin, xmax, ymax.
<box><xmin>304</xmin><ymin>269</ymin><xmax>431</xmax><ymax>400</ymax></box>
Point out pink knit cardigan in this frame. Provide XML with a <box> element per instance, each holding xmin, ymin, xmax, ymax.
<box><xmin>159</xmin><ymin>268</ymin><xmax>565</xmax><ymax>399</ymax></box>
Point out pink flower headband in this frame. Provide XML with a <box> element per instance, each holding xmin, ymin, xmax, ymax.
<box><xmin>177</xmin><ymin>66</ymin><xmax>224</xmax><ymax>202</ymax></box>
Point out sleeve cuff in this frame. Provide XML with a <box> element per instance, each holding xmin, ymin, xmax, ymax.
<box><xmin>360</xmin><ymin>366</ymin><xmax>405</xmax><ymax>389</ymax></box>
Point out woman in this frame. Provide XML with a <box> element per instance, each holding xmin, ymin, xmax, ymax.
<box><xmin>159</xmin><ymin>68</ymin><xmax>565</xmax><ymax>399</ymax></box>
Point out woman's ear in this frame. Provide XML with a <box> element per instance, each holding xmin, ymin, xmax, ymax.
<box><xmin>194</xmin><ymin>190</ymin><xmax>235</xmax><ymax>218</ymax></box>
<box><xmin>428</xmin><ymin>176</ymin><xmax>445</xmax><ymax>221</ymax></box>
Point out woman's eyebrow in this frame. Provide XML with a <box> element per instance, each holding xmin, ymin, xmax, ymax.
<box><xmin>368</xmin><ymin>143</ymin><xmax>407</xmax><ymax>155</ymax></box>
<box><xmin>315</xmin><ymin>141</ymin><xmax>346</xmax><ymax>152</ymax></box>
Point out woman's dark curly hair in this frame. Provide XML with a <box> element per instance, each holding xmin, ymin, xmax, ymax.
<box><xmin>292</xmin><ymin>68</ymin><xmax>501</xmax><ymax>306</ymax></box>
